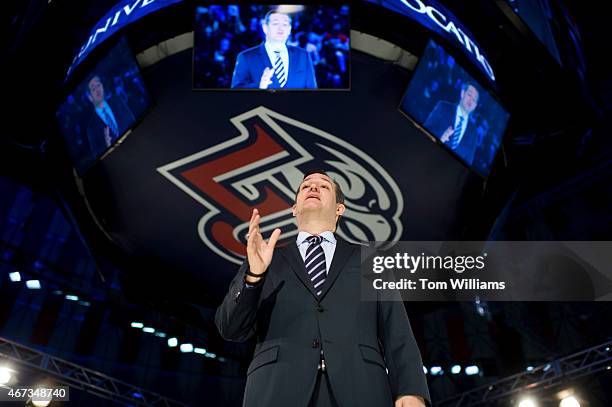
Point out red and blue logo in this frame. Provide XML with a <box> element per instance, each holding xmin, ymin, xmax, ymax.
<box><xmin>157</xmin><ymin>106</ymin><xmax>404</xmax><ymax>264</ymax></box>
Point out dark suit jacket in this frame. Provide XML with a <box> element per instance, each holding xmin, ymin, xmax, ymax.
<box><xmin>215</xmin><ymin>238</ymin><xmax>430</xmax><ymax>407</ymax></box>
<box><xmin>86</xmin><ymin>96</ymin><xmax>135</xmax><ymax>158</ymax></box>
<box><xmin>423</xmin><ymin>101</ymin><xmax>478</xmax><ymax>166</ymax></box>
<box><xmin>231</xmin><ymin>44</ymin><xmax>317</xmax><ymax>89</ymax></box>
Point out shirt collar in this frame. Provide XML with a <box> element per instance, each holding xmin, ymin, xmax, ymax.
<box><xmin>456</xmin><ymin>104</ymin><xmax>469</xmax><ymax>122</ymax></box>
<box><xmin>264</xmin><ymin>41</ymin><xmax>288</xmax><ymax>54</ymax></box>
<box><xmin>296</xmin><ymin>230</ymin><xmax>336</xmax><ymax>246</ymax></box>
<box><xmin>95</xmin><ymin>100</ymin><xmax>110</xmax><ymax>115</ymax></box>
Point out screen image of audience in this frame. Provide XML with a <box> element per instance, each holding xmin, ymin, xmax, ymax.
<box><xmin>193</xmin><ymin>5</ymin><xmax>350</xmax><ymax>89</ymax></box>
<box><xmin>56</xmin><ymin>66</ymin><xmax>150</xmax><ymax>174</ymax></box>
<box><xmin>400</xmin><ymin>41</ymin><xmax>509</xmax><ymax>175</ymax></box>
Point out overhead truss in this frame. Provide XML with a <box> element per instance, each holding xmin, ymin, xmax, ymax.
<box><xmin>436</xmin><ymin>339</ymin><xmax>612</xmax><ymax>407</ymax></box>
<box><xmin>0</xmin><ymin>336</ymin><xmax>189</xmax><ymax>406</ymax></box>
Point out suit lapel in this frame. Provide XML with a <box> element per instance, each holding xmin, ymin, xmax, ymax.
<box><xmin>318</xmin><ymin>237</ymin><xmax>356</xmax><ymax>300</ymax></box>
<box><xmin>278</xmin><ymin>237</ymin><xmax>357</xmax><ymax>301</ymax></box>
<box><xmin>279</xmin><ymin>243</ymin><xmax>318</xmax><ymax>298</ymax></box>
<box><xmin>259</xmin><ymin>44</ymin><xmax>272</xmax><ymax>66</ymax></box>
<box><xmin>256</xmin><ymin>44</ymin><xmax>276</xmax><ymax>87</ymax></box>
<box><xmin>286</xmin><ymin>46</ymin><xmax>297</xmax><ymax>88</ymax></box>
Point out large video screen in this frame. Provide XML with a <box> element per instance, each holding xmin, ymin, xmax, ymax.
<box><xmin>399</xmin><ymin>40</ymin><xmax>510</xmax><ymax>177</ymax></box>
<box><xmin>193</xmin><ymin>4</ymin><xmax>350</xmax><ymax>90</ymax></box>
<box><xmin>56</xmin><ymin>37</ymin><xmax>152</xmax><ymax>175</ymax></box>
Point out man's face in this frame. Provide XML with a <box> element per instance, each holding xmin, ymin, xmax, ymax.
<box><xmin>292</xmin><ymin>173</ymin><xmax>343</xmax><ymax>224</ymax></box>
<box><xmin>88</xmin><ymin>77</ymin><xmax>105</xmax><ymax>106</ymax></box>
<box><xmin>263</xmin><ymin>13</ymin><xmax>291</xmax><ymax>43</ymax></box>
<box><xmin>460</xmin><ymin>85</ymin><xmax>479</xmax><ymax>114</ymax></box>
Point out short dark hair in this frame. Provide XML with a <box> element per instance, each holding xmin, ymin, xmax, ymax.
<box><xmin>295</xmin><ymin>169</ymin><xmax>345</xmax><ymax>204</ymax></box>
<box><xmin>263</xmin><ymin>9</ymin><xmax>292</xmax><ymax>25</ymax></box>
<box><xmin>461</xmin><ymin>81</ymin><xmax>479</xmax><ymax>94</ymax></box>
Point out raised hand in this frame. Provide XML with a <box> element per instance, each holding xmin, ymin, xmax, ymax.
<box><xmin>259</xmin><ymin>67</ymin><xmax>274</xmax><ymax>89</ymax></box>
<box><xmin>246</xmin><ymin>208</ymin><xmax>281</xmax><ymax>280</ymax></box>
<box><xmin>104</xmin><ymin>126</ymin><xmax>112</xmax><ymax>147</ymax></box>
<box><xmin>440</xmin><ymin>126</ymin><xmax>454</xmax><ymax>143</ymax></box>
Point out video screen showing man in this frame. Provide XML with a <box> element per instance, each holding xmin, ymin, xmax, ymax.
<box><xmin>86</xmin><ymin>75</ymin><xmax>135</xmax><ymax>154</ymax></box>
<box><xmin>424</xmin><ymin>82</ymin><xmax>480</xmax><ymax>166</ymax></box>
<box><xmin>399</xmin><ymin>40</ymin><xmax>509</xmax><ymax>176</ymax></box>
<box><xmin>193</xmin><ymin>5</ymin><xmax>350</xmax><ymax>90</ymax></box>
<box><xmin>232</xmin><ymin>10</ymin><xmax>316</xmax><ymax>89</ymax></box>
<box><xmin>56</xmin><ymin>38</ymin><xmax>151</xmax><ymax>175</ymax></box>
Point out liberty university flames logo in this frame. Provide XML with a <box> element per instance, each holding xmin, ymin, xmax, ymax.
<box><xmin>157</xmin><ymin>106</ymin><xmax>404</xmax><ymax>264</ymax></box>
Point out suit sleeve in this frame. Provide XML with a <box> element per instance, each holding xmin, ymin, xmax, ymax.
<box><xmin>231</xmin><ymin>52</ymin><xmax>258</xmax><ymax>89</ymax></box>
<box><xmin>215</xmin><ymin>261</ymin><xmax>263</xmax><ymax>341</ymax></box>
<box><xmin>461</xmin><ymin>127</ymin><xmax>477</xmax><ymax>166</ymax></box>
<box><xmin>114</xmin><ymin>97</ymin><xmax>136</xmax><ymax>128</ymax></box>
<box><xmin>377</xmin><ymin>287</ymin><xmax>431</xmax><ymax>405</ymax></box>
<box><xmin>86</xmin><ymin>116</ymin><xmax>104</xmax><ymax>156</ymax></box>
<box><xmin>305</xmin><ymin>52</ymin><xmax>317</xmax><ymax>89</ymax></box>
<box><xmin>423</xmin><ymin>102</ymin><xmax>447</xmax><ymax>138</ymax></box>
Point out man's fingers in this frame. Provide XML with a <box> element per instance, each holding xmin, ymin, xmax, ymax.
<box><xmin>246</xmin><ymin>227</ymin><xmax>257</xmax><ymax>257</ymax></box>
<box><xmin>252</xmin><ymin>214</ymin><xmax>260</xmax><ymax>236</ymax></box>
<box><xmin>267</xmin><ymin>228</ymin><xmax>282</xmax><ymax>250</ymax></box>
<box><xmin>248</xmin><ymin>213</ymin><xmax>260</xmax><ymax>236</ymax></box>
<box><xmin>441</xmin><ymin>128</ymin><xmax>452</xmax><ymax>142</ymax></box>
<box><xmin>248</xmin><ymin>209</ymin><xmax>258</xmax><ymax>235</ymax></box>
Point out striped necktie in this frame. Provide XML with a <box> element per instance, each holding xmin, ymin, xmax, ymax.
<box><xmin>449</xmin><ymin>115</ymin><xmax>464</xmax><ymax>149</ymax></box>
<box><xmin>273</xmin><ymin>50</ymin><xmax>287</xmax><ymax>88</ymax></box>
<box><xmin>304</xmin><ymin>235</ymin><xmax>326</xmax><ymax>296</ymax></box>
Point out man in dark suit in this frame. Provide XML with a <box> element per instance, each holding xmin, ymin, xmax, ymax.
<box><xmin>231</xmin><ymin>10</ymin><xmax>317</xmax><ymax>89</ymax></box>
<box><xmin>216</xmin><ymin>170</ymin><xmax>430</xmax><ymax>407</ymax></box>
<box><xmin>86</xmin><ymin>75</ymin><xmax>135</xmax><ymax>157</ymax></box>
<box><xmin>423</xmin><ymin>82</ymin><xmax>480</xmax><ymax>166</ymax></box>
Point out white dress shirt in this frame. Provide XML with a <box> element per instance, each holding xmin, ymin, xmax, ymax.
<box><xmin>264</xmin><ymin>41</ymin><xmax>289</xmax><ymax>79</ymax></box>
<box><xmin>94</xmin><ymin>100</ymin><xmax>118</xmax><ymax>130</ymax></box>
<box><xmin>296</xmin><ymin>231</ymin><xmax>336</xmax><ymax>274</ymax></box>
<box><xmin>453</xmin><ymin>105</ymin><xmax>469</xmax><ymax>146</ymax></box>
<box><xmin>244</xmin><ymin>231</ymin><xmax>336</xmax><ymax>289</ymax></box>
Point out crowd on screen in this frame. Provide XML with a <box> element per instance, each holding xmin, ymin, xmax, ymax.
<box><xmin>194</xmin><ymin>5</ymin><xmax>350</xmax><ymax>88</ymax></box>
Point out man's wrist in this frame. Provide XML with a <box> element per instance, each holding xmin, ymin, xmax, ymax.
<box><xmin>245</xmin><ymin>268</ymin><xmax>267</xmax><ymax>281</ymax></box>
<box><xmin>244</xmin><ymin>271</ymin><xmax>265</xmax><ymax>286</ymax></box>
<box><xmin>245</xmin><ymin>275</ymin><xmax>263</xmax><ymax>285</ymax></box>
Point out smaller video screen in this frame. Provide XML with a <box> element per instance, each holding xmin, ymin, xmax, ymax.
<box><xmin>193</xmin><ymin>4</ymin><xmax>350</xmax><ymax>90</ymax></box>
<box><xmin>56</xmin><ymin>37</ymin><xmax>152</xmax><ymax>175</ymax></box>
<box><xmin>399</xmin><ymin>39</ymin><xmax>510</xmax><ymax>177</ymax></box>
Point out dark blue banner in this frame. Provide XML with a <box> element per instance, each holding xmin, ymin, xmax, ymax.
<box><xmin>367</xmin><ymin>0</ymin><xmax>496</xmax><ymax>84</ymax></box>
<box><xmin>66</xmin><ymin>0</ymin><xmax>183</xmax><ymax>80</ymax></box>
